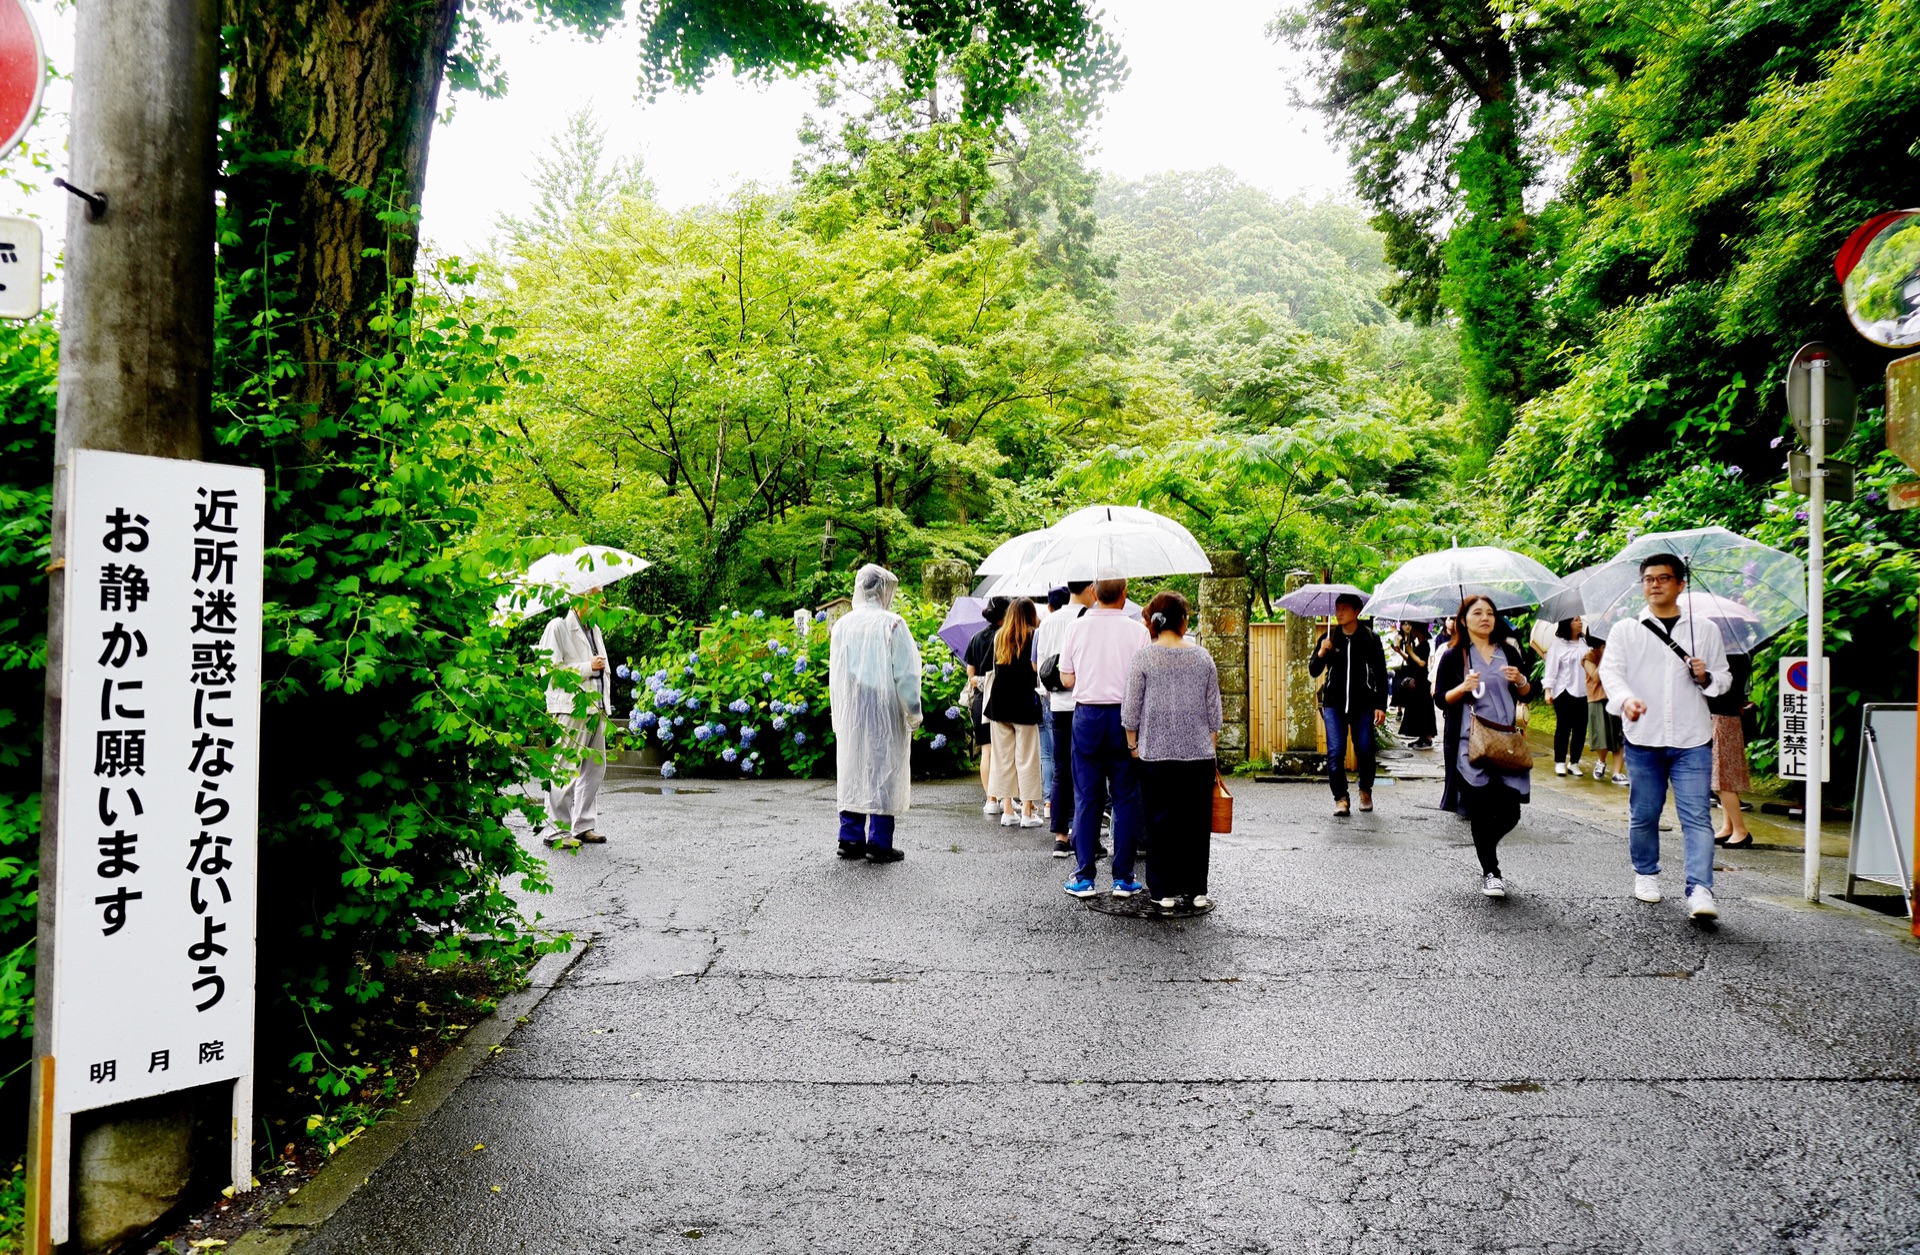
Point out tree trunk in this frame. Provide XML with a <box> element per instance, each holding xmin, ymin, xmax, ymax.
<box><xmin>222</xmin><ymin>0</ymin><xmax>461</xmax><ymax>412</ymax></box>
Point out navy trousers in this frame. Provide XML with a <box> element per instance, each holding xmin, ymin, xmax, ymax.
<box><xmin>838</xmin><ymin>810</ymin><xmax>896</xmax><ymax>849</ymax></box>
<box><xmin>1071</xmin><ymin>703</ymin><xmax>1140</xmax><ymax>881</ymax></box>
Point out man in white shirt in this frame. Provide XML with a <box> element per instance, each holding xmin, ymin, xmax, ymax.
<box><xmin>538</xmin><ymin>588</ymin><xmax>613</xmax><ymax>846</ymax></box>
<box><xmin>1034</xmin><ymin>581</ymin><xmax>1095</xmax><ymax>857</ymax></box>
<box><xmin>1598</xmin><ymin>554</ymin><xmax>1732</xmax><ymax>919</ymax></box>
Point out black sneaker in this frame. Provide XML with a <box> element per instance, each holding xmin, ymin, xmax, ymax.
<box><xmin>865</xmin><ymin>845</ymin><xmax>906</xmax><ymax>863</ymax></box>
<box><xmin>1051</xmin><ymin>839</ymin><xmax>1072</xmax><ymax>859</ymax></box>
<box><xmin>836</xmin><ymin>841</ymin><xmax>866</xmax><ymax>859</ymax></box>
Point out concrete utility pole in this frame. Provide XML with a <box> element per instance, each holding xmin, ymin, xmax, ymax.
<box><xmin>1804</xmin><ymin>359</ymin><xmax>1826</xmax><ymax>904</ymax></box>
<box><xmin>29</xmin><ymin>1</ymin><xmax>221</xmax><ymax>1250</ymax></box>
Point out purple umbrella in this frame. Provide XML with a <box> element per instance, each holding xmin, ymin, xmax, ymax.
<box><xmin>938</xmin><ymin>597</ymin><xmax>989</xmax><ymax>659</ymax></box>
<box><xmin>1276</xmin><ymin>583</ymin><xmax>1370</xmax><ymax>618</ymax></box>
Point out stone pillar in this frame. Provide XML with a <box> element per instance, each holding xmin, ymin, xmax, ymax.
<box><xmin>1282</xmin><ymin>570</ymin><xmax>1320</xmax><ymax>752</ymax></box>
<box><xmin>1199</xmin><ymin>551</ymin><xmax>1250</xmax><ymax>768</ymax></box>
<box><xmin>922</xmin><ymin>558</ymin><xmax>973</xmax><ymax>606</ymax></box>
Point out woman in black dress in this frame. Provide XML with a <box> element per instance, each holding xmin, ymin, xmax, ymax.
<box><xmin>1394</xmin><ymin>623</ymin><xmax>1437</xmax><ymax>749</ymax></box>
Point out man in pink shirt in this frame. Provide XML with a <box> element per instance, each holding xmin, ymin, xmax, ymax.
<box><xmin>1058</xmin><ymin>574</ymin><xmax>1151</xmax><ymax>898</ymax></box>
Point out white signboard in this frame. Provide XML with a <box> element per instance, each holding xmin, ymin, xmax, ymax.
<box><xmin>51</xmin><ymin>450</ymin><xmax>263</xmax><ymax>1116</ymax></box>
<box><xmin>0</xmin><ymin>215</ymin><xmax>38</xmax><ymax>319</ymax></box>
<box><xmin>1777</xmin><ymin>655</ymin><xmax>1830</xmax><ymax>783</ymax></box>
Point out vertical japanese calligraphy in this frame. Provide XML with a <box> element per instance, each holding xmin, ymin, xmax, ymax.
<box><xmin>1777</xmin><ymin>656</ymin><xmax>1831</xmax><ymax>784</ymax></box>
<box><xmin>52</xmin><ymin>451</ymin><xmax>264</xmax><ymax>1116</ymax></box>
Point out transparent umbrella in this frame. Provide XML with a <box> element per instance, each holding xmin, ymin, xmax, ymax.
<box><xmin>1574</xmin><ymin>528</ymin><xmax>1805</xmax><ymax>654</ymax></box>
<box><xmin>1276</xmin><ymin>583</ymin><xmax>1370</xmax><ymax>618</ymax></box>
<box><xmin>975</xmin><ymin>529</ymin><xmax>1055</xmax><ymax>576</ymax></box>
<box><xmin>1367</xmin><ymin>546</ymin><xmax>1571</xmax><ymax>621</ymax></box>
<box><xmin>1007</xmin><ymin>516</ymin><xmax>1212</xmax><ymax>587</ymax></box>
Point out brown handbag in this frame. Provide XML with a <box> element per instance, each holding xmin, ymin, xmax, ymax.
<box><xmin>1467</xmin><ymin>708</ymin><xmax>1533</xmax><ymax>773</ymax></box>
<box><xmin>1211</xmin><ymin>771</ymin><xmax>1234</xmax><ymax>833</ymax></box>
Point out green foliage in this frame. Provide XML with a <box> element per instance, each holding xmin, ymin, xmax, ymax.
<box><xmin>215</xmin><ymin>195</ymin><xmax>569</xmax><ymax>1106</ymax></box>
<box><xmin>631</xmin><ymin>0</ymin><xmax>1122</xmax><ymax>125</ymax></box>
<box><xmin>613</xmin><ymin>596</ymin><xmax>971</xmax><ymax>779</ymax></box>
<box><xmin>0</xmin><ymin>312</ymin><xmax>55</xmax><ymax>1069</ymax></box>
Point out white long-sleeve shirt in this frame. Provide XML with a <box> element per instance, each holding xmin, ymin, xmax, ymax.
<box><xmin>1597</xmin><ymin>604</ymin><xmax>1731</xmax><ymax>749</ymax></box>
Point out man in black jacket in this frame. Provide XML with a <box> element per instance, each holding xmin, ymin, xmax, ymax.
<box><xmin>1307</xmin><ymin>593</ymin><xmax>1391</xmax><ymax>816</ymax></box>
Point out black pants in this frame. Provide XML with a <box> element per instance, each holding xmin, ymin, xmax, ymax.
<box><xmin>1050</xmin><ymin>708</ymin><xmax>1075</xmax><ymax>835</ymax></box>
<box><xmin>1552</xmin><ymin>692</ymin><xmax>1588</xmax><ymax>764</ymax></box>
<box><xmin>1139</xmin><ymin>757</ymin><xmax>1213</xmax><ymax>899</ymax></box>
<box><xmin>1464</xmin><ymin>782</ymin><xmax>1522</xmax><ymax>876</ymax></box>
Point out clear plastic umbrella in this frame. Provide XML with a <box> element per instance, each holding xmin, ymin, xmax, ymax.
<box><xmin>1006</xmin><ymin>516</ymin><xmax>1212</xmax><ymax>587</ymax></box>
<box><xmin>493</xmin><ymin>545</ymin><xmax>649</xmax><ymax>623</ymax></box>
<box><xmin>1574</xmin><ymin>528</ymin><xmax>1805</xmax><ymax>654</ymax></box>
<box><xmin>1367</xmin><ymin>546</ymin><xmax>1571</xmax><ymax>621</ymax></box>
<box><xmin>975</xmin><ymin>529</ymin><xmax>1055</xmax><ymax>576</ymax></box>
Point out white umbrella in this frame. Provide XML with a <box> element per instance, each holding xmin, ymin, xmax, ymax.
<box><xmin>493</xmin><ymin>545</ymin><xmax>649</xmax><ymax>623</ymax></box>
<box><xmin>1054</xmin><ymin>504</ymin><xmax>1207</xmax><ymax>552</ymax></box>
<box><xmin>975</xmin><ymin>529</ymin><xmax>1056</xmax><ymax>576</ymax></box>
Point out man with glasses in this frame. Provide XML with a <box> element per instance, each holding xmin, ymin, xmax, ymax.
<box><xmin>1598</xmin><ymin>554</ymin><xmax>1732</xmax><ymax>919</ymax></box>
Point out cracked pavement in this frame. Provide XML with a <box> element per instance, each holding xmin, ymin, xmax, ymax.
<box><xmin>297</xmin><ymin>769</ymin><xmax>1920</xmax><ymax>1253</ymax></box>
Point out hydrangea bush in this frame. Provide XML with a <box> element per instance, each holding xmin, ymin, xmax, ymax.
<box><xmin>612</xmin><ymin>594</ymin><xmax>973</xmax><ymax>780</ymax></box>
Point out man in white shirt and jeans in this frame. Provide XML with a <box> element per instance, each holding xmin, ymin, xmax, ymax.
<box><xmin>1598</xmin><ymin>553</ymin><xmax>1732</xmax><ymax>919</ymax></box>
<box><xmin>1034</xmin><ymin>580</ymin><xmax>1095</xmax><ymax>858</ymax></box>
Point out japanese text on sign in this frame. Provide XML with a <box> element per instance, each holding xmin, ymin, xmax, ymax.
<box><xmin>1777</xmin><ymin>656</ymin><xmax>1830</xmax><ymax>784</ymax></box>
<box><xmin>52</xmin><ymin>451</ymin><xmax>264</xmax><ymax>1116</ymax></box>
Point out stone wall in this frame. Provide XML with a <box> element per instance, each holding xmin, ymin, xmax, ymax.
<box><xmin>921</xmin><ymin>558</ymin><xmax>973</xmax><ymax>606</ymax></box>
<box><xmin>1199</xmin><ymin>551</ymin><xmax>1250</xmax><ymax>768</ymax></box>
<box><xmin>1282</xmin><ymin>570</ymin><xmax>1321</xmax><ymax>752</ymax></box>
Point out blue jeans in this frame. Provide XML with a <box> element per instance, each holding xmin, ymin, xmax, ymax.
<box><xmin>1038</xmin><ymin>710</ymin><xmax>1056</xmax><ymax>804</ymax></box>
<box><xmin>1625</xmin><ymin>743</ymin><xmax>1714</xmax><ymax>891</ymax></box>
<box><xmin>1320</xmin><ymin>706</ymin><xmax>1377</xmax><ymax>799</ymax></box>
<box><xmin>1071</xmin><ymin>703</ymin><xmax>1140</xmax><ymax>882</ymax></box>
<box><xmin>838</xmin><ymin>810</ymin><xmax>896</xmax><ymax>849</ymax></box>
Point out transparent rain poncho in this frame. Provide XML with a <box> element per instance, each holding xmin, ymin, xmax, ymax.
<box><xmin>830</xmin><ymin>564</ymin><xmax>925</xmax><ymax>815</ymax></box>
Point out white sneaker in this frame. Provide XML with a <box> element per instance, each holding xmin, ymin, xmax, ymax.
<box><xmin>1611</xmin><ymin>773</ymin><xmax>1629</xmax><ymax>785</ymax></box>
<box><xmin>1192</xmin><ymin>895</ymin><xmax>1212</xmax><ymax>910</ymax></box>
<box><xmin>1593</xmin><ymin>761</ymin><xmax>1607</xmax><ymax>781</ymax></box>
<box><xmin>999</xmin><ymin>811</ymin><xmax>1018</xmax><ymax>827</ymax></box>
<box><xmin>1687</xmin><ymin>885</ymin><xmax>1720</xmax><ymax>919</ymax></box>
<box><xmin>1020</xmin><ymin>814</ymin><xmax>1044</xmax><ymax>829</ymax></box>
<box><xmin>1482</xmin><ymin>873</ymin><xmax>1507</xmax><ymax>898</ymax></box>
<box><xmin>1554</xmin><ymin>762</ymin><xmax>1567</xmax><ymax>777</ymax></box>
<box><xmin>983</xmin><ymin>799</ymin><xmax>1002</xmax><ymax>815</ymax></box>
<box><xmin>1633</xmin><ymin>874</ymin><xmax>1662</xmax><ymax>903</ymax></box>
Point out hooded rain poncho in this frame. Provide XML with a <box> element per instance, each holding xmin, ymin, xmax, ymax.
<box><xmin>830</xmin><ymin>564</ymin><xmax>924</xmax><ymax>815</ymax></box>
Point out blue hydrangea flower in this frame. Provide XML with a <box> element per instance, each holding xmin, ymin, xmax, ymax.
<box><xmin>772</xmin><ymin>716</ymin><xmax>788</xmax><ymax>731</ymax></box>
<box><xmin>658</xmin><ymin>727</ymin><xmax>674</xmax><ymax>743</ymax></box>
<box><xmin>684</xmin><ymin>665</ymin><xmax>696</xmax><ymax>676</ymax></box>
<box><xmin>661</xmin><ymin>761</ymin><xmax>677</xmax><ymax>778</ymax></box>
<box><xmin>713</xmin><ymin>722</ymin><xmax>728</xmax><ymax>737</ymax></box>
<box><xmin>742</xmin><ymin>758</ymin><xmax>756</xmax><ymax>773</ymax></box>
<box><xmin>793</xmin><ymin>730</ymin><xmax>807</xmax><ymax>745</ymax></box>
<box><xmin>776</xmin><ymin>644</ymin><xmax>791</xmax><ymax>657</ymax></box>
<box><xmin>730</xmin><ymin>698</ymin><xmax>751</xmax><ymax>714</ymax></box>
<box><xmin>791</xmin><ymin>700</ymin><xmax>808</xmax><ymax>715</ymax></box>
<box><xmin>636</xmin><ymin>710</ymin><xmax>657</xmax><ymax>728</ymax></box>
<box><xmin>674</xmin><ymin>715</ymin><xmax>685</xmax><ymax>726</ymax></box>
<box><xmin>616</xmin><ymin>664</ymin><xmax>631</xmax><ymax>679</ymax></box>
<box><xmin>740</xmin><ymin>727</ymin><xmax>757</xmax><ymax>743</ymax></box>
<box><xmin>761</xmin><ymin>672</ymin><xmax>773</xmax><ymax>683</ymax></box>
<box><xmin>792</xmin><ymin>659</ymin><xmax>807</xmax><ymax>675</ymax></box>
<box><xmin>945</xmin><ymin>706</ymin><xmax>962</xmax><ymax>721</ymax></box>
<box><xmin>771</xmin><ymin>701</ymin><xmax>787</xmax><ymax>715</ymax></box>
<box><xmin>694</xmin><ymin>725</ymin><xmax>712</xmax><ymax>741</ymax></box>
<box><xmin>732</xmin><ymin>610</ymin><xmax>742</xmax><ymax>618</ymax></box>
<box><xmin>721</xmin><ymin>748</ymin><xmax>738</xmax><ymax>762</ymax></box>
<box><xmin>752</xmin><ymin>609</ymin><xmax>765</xmax><ymax>619</ymax></box>
<box><xmin>931</xmin><ymin>733</ymin><xmax>947</xmax><ymax>749</ymax></box>
<box><xmin>814</xmin><ymin>610</ymin><xmax>827</xmax><ymax>622</ymax></box>
<box><xmin>687</xmin><ymin>696</ymin><xmax>701</xmax><ymax>710</ymax></box>
<box><xmin>941</xmin><ymin>663</ymin><xmax>953</xmax><ymax>679</ymax></box>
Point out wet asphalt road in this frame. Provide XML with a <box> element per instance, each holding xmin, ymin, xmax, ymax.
<box><xmin>299</xmin><ymin>766</ymin><xmax>1920</xmax><ymax>1254</ymax></box>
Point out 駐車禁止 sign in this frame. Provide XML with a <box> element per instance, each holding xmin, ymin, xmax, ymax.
<box><xmin>50</xmin><ymin>450</ymin><xmax>263</xmax><ymax>1116</ymax></box>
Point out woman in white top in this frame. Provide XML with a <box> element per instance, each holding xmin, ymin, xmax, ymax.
<box><xmin>1543</xmin><ymin>617</ymin><xmax>1590</xmax><ymax>776</ymax></box>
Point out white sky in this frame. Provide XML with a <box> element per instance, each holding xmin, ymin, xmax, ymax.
<box><xmin>10</xmin><ymin>0</ymin><xmax>1349</xmax><ymax>266</ymax></box>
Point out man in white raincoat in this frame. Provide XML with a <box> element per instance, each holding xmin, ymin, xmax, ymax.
<box><xmin>539</xmin><ymin>587</ymin><xmax>612</xmax><ymax>846</ymax></box>
<box><xmin>830</xmin><ymin>564</ymin><xmax>924</xmax><ymax>862</ymax></box>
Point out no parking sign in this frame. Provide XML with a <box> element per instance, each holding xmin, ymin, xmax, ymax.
<box><xmin>1779</xmin><ymin>656</ymin><xmax>1830</xmax><ymax>783</ymax></box>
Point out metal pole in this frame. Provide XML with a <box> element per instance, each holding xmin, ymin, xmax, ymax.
<box><xmin>1804</xmin><ymin>359</ymin><xmax>1826</xmax><ymax>902</ymax></box>
<box><xmin>27</xmin><ymin>0</ymin><xmax>221</xmax><ymax>1249</ymax></box>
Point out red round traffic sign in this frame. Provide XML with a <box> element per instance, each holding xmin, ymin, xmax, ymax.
<box><xmin>0</xmin><ymin>0</ymin><xmax>42</xmax><ymax>156</ymax></box>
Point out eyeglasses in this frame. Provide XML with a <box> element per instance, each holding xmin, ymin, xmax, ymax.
<box><xmin>1642</xmin><ymin>574</ymin><xmax>1680</xmax><ymax>586</ymax></box>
